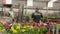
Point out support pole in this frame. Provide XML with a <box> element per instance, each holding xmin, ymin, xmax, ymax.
<box><xmin>56</xmin><ymin>24</ymin><xmax>59</xmax><ymax>34</ymax></box>
<box><xmin>21</xmin><ymin>5</ymin><xmax>24</xmax><ymax>22</ymax></box>
<box><xmin>18</xmin><ymin>3</ymin><xmax>20</xmax><ymax>22</ymax></box>
<box><xmin>56</xmin><ymin>11</ymin><xmax>59</xmax><ymax>34</ymax></box>
<box><xmin>53</xmin><ymin>24</ymin><xmax>55</xmax><ymax>34</ymax></box>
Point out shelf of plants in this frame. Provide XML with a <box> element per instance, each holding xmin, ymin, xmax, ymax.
<box><xmin>0</xmin><ymin>21</ymin><xmax>50</xmax><ymax>34</ymax></box>
<box><xmin>0</xmin><ymin>19</ymin><xmax>60</xmax><ymax>34</ymax></box>
<box><xmin>42</xmin><ymin>18</ymin><xmax>60</xmax><ymax>34</ymax></box>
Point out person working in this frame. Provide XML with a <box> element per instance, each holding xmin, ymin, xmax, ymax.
<box><xmin>31</xmin><ymin>8</ymin><xmax>43</xmax><ymax>23</ymax></box>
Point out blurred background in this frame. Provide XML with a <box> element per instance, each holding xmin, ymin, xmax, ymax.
<box><xmin>0</xmin><ymin>0</ymin><xmax>60</xmax><ymax>22</ymax></box>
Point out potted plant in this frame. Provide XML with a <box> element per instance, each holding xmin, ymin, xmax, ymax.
<box><xmin>0</xmin><ymin>22</ymin><xmax>48</xmax><ymax>34</ymax></box>
<box><xmin>2</xmin><ymin>23</ymin><xmax>20</xmax><ymax>34</ymax></box>
<box><xmin>41</xmin><ymin>26</ymin><xmax>48</xmax><ymax>34</ymax></box>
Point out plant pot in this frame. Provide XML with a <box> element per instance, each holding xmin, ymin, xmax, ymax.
<box><xmin>47</xmin><ymin>32</ymin><xmax>52</xmax><ymax>34</ymax></box>
<box><xmin>59</xmin><ymin>32</ymin><xmax>60</xmax><ymax>34</ymax></box>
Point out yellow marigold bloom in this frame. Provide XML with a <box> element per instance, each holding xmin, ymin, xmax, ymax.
<box><xmin>54</xmin><ymin>23</ymin><xmax>56</xmax><ymax>24</ymax></box>
<box><xmin>23</xmin><ymin>26</ymin><xmax>27</xmax><ymax>28</ymax></box>
<box><xmin>50</xmin><ymin>22</ymin><xmax>53</xmax><ymax>24</ymax></box>
<box><xmin>13</xmin><ymin>30</ymin><xmax>17</xmax><ymax>33</ymax></box>
<box><xmin>2</xmin><ymin>29</ymin><xmax>5</xmax><ymax>32</ymax></box>
<box><xmin>58</xmin><ymin>24</ymin><xmax>60</xmax><ymax>26</ymax></box>
<box><xmin>26</xmin><ymin>26</ymin><xmax>30</xmax><ymax>28</ymax></box>
<box><xmin>21</xmin><ymin>29</ymin><xmax>26</xmax><ymax>32</ymax></box>
<box><xmin>50</xmin><ymin>22</ymin><xmax>54</xmax><ymax>24</ymax></box>
<box><xmin>16</xmin><ymin>26</ymin><xmax>20</xmax><ymax>29</ymax></box>
<box><xmin>58</xmin><ymin>24</ymin><xmax>60</xmax><ymax>28</ymax></box>
<box><xmin>11</xmin><ymin>26</ymin><xmax>17</xmax><ymax>33</ymax></box>
<box><xmin>50</xmin><ymin>22</ymin><xmax>56</xmax><ymax>24</ymax></box>
<box><xmin>11</xmin><ymin>26</ymin><xmax>14</xmax><ymax>30</ymax></box>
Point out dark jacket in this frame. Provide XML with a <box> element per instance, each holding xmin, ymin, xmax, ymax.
<box><xmin>32</xmin><ymin>12</ymin><xmax>43</xmax><ymax>23</ymax></box>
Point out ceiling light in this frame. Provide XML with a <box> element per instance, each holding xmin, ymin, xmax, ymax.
<box><xmin>6</xmin><ymin>0</ymin><xmax>12</xmax><ymax>4</ymax></box>
<box><xmin>27</xmin><ymin>0</ymin><xmax>33</xmax><ymax>6</ymax></box>
<box><xmin>47</xmin><ymin>0</ymin><xmax>57</xmax><ymax>7</ymax></box>
<box><xmin>50</xmin><ymin>0</ymin><xmax>57</xmax><ymax>2</ymax></box>
<box><xmin>48</xmin><ymin>2</ymin><xmax>53</xmax><ymax>7</ymax></box>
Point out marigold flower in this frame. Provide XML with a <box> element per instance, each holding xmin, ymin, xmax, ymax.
<box><xmin>11</xmin><ymin>26</ymin><xmax>17</xmax><ymax>33</ymax></box>
<box><xmin>11</xmin><ymin>26</ymin><xmax>14</xmax><ymax>30</ymax></box>
<box><xmin>16</xmin><ymin>26</ymin><xmax>20</xmax><ymax>29</ymax></box>
<box><xmin>50</xmin><ymin>22</ymin><xmax>54</xmax><ymax>24</ymax></box>
<box><xmin>21</xmin><ymin>29</ymin><xmax>26</xmax><ymax>32</ymax></box>
<box><xmin>23</xmin><ymin>26</ymin><xmax>27</xmax><ymax>28</ymax></box>
<box><xmin>53</xmin><ymin>23</ymin><xmax>56</xmax><ymax>24</ymax></box>
<box><xmin>58</xmin><ymin>24</ymin><xmax>60</xmax><ymax>28</ymax></box>
<box><xmin>26</xmin><ymin>26</ymin><xmax>30</xmax><ymax>28</ymax></box>
<box><xmin>13</xmin><ymin>30</ymin><xmax>17</xmax><ymax>33</ymax></box>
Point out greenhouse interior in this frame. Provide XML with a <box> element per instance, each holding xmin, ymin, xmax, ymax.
<box><xmin>0</xmin><ymin>0</ymin><xmax>60</xmax><ymax>34</ymax></box>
